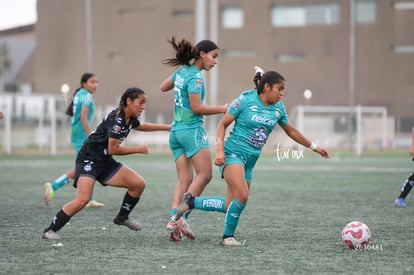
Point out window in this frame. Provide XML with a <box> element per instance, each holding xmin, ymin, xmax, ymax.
<box><xmin>276</xmin><ymin>53</ymin><xmax>305</xmax><ymax>63</ymax></box>
<box><xmin>222</xmin><ymin>49</ymin><xmax>255</xmax><ymax>58</ymax></box>
<box><xmin>392</xmin><ymin>44</ymin><xmax>414</xmax><ymax>53</ymax></box>
<box><xmin>394</xmin><ymin>1</ymin><xmax>414</xmax><ymax>10</ymax></box>
<box><xmin>356</xmin><ymin>0</ymin><xmax>376</xmax><ymax>23</ymax></box>
<box><xmin>271</xmin><ymin>4</ymin><xmax>339</xmax><ymax>27</ymax></box>
<box><xmin>222</xmin><ymin>5</ymin><xmax>244</xmax><ymax>29</ymax></box>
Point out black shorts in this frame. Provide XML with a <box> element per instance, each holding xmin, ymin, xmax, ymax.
<box><xmin>74</xmin><ymin>157</ymin><xmax>122</xmax><ymax>188</ymax></box>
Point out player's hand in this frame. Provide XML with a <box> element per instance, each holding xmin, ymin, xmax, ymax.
<box><xmin>221</xmin><ymin>103</ymin><xmax>229</xmax><ymax>113</ymax></box>
<box><xmin>214</xmin><ymin>152</ymin><xmax>225</xmax><ymax>166</ymax></box>
<box><xmin>314</xmin><ymin>147</ymin><xmax>329</xmax><ymax>159</ymax></box>
<box><xmin>137</xmin><ymin>145</ymin><xmax>149</xmax><ymax>154</ymax></box>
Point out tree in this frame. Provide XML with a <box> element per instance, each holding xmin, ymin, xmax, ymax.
<box><xmin>0</xmin><ymin>42</ymin><xmax>12</xmax><ymax>91</ymax></box>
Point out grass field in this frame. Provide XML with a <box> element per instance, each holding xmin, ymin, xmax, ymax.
<box><xmin>1</xmin><ymin>151</ymin><xmax>414</xmax><ymax>274</ymax></box>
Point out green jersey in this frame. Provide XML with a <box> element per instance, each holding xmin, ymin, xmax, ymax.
<box><xmin>225</xmin><ymin>90</ymin><xmax>288</xmax><ymax>156</ymax></box>
<box><xmin>70</xmin><ymin>88</ymin><xmax>95</xmax><ymax>145</ymax></box>
<box><xmin>171</xmin><ymin>65</ymin><xmax>205</xmax><ymax>131</ymax></box>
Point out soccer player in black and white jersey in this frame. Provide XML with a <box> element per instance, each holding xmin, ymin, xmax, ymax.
<box><xmin>395</xmin><ymin>126</ymin><xmax>414</xmax><ymax>207</ymax></box>
<box><xmin>42</xmin><ymin>87</ymin><xmax>171</xmax><ymax>240</ymax></box>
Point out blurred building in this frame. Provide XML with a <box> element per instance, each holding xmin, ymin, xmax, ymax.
<box><xmin>0</xmin><ymin>25</ymin><xmax>35</xmax><ymax>93</ymax></box>
<box><xmin>4</xmin><ymin>0</ymin><xmax>414</xmax><ymax>132</ymax></box>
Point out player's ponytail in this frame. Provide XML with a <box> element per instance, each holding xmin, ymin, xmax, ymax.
<box><xmin>253</xmin><ymin>67</ymin><xmax>285</xmax><ymax>95</ymax></box>
<box><xmin>162</xmin><ymin>37</ymin><xmax>218</xmax><ymax>67</ymax></box>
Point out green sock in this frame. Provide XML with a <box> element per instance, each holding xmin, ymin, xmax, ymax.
<box><xmin>223</xmin><ymin>198</ymin><xmax>246</xmax><ymax>237</ymax></box>
<box><xmin>51</xmin><ymin>174</ymin><xmax>70</xmax><ymax>190</ymax></box>
<box><xmin>194</xmin><ymin>196</ymin><xmax>226</xmax><ymax>213</ymax></box>
<box><xmin>89</xmin><ymin>185</ymin><xmax>97</xmax><ymax>201</ymax></box>
<box><xmin>170</xmin><ymin>208</ymin><xmax>177</xmax><ymax>218</ymax></box>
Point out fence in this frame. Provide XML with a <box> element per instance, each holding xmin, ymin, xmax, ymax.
<box><xmin>0</xmin><ymin>93</ymin><xmax>170</xmax><ymax>154</ymax></box>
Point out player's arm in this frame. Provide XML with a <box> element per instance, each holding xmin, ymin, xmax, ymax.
<box><xmin>189</xmin><ymin>93</ymin><xmax>228</xmax><ymax>115</ymax></box>
<box><xmin>135</xmin><ymin>122</ymin><xmax>171</xmax><ymax>132</ymax></box>
<box><xmin>107</xmin><ymin>137</ymin><xmax>148</xmax><ymax>155</ymax></box>
<box><xmin>160</xmin><ymin>77</ymin><xmax>174</xmax><ymax>92</ymax></box>
<box><xmin>280</xmin><ymin>121</ymin><xmax>329</xmax><ymax>158</ymax></box>
<box><xmin>80</xmin><ymin>105</ymin><xmax>91</xmax><ymax>135</ymax></box>
<box><xmin>214</xmin><ymin>112</ymin><xmax>235</xmax><ymax>166</ymax></box>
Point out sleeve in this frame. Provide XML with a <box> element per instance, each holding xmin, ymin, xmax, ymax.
<box><xmin>108</xmin><ymin>115</ymin><xmax>124</xmax><ymax>139</ymax></box>
<box><xmin>227</xmin><ymin>93</ymin><xmax>246</xmax><ymax>118</ymax></box>
<box><xmin>132</xmin><ymin>118</ymin><xmax>140</xmax><ymax>129</ymax></box>
<box><xmin>79</xmin><ymin>92</ymin><xmax>94</xmax><ymax>108</ymax></box>
<box><xmin>277</xmin><ymin>102</ymin><xmax>289</xmax><ymax>125</ymax></box>
<box><xmin>187</xmin><ymin>75</ymin><xmax>203</xmax><ymax>94</ymax></box>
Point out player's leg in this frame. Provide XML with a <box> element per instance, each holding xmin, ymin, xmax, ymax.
<box><xmin>187</xmin><ymin>148</ymin><xmax>213</xmax><ymax>196</ymax></box>
<box><xmin>395</xmin><ymin>172</ymin><xmax>414</xmax><ymax>207</ymax></box>
<box><xmin>168</xmin><ymin>155</ymin><xmax>194</xmax><ymax>240</ymax></box>
<box><xmin>42</xmin><ymin>175</ymin><xmax>95</xmax><ymax>239</ymax></box>
<box><xmin>105</xmin><ymin>165</ymin><xmax>145</xmax><ymax>231</ymax></box>
<box><xmin>220</xmin><ymin>163</ymin><xmax>249</xmax><ymax>246</ymax></box>
<box><xmin>43</xmin><ymin>168</ymin><xmax>75</xmax><ymax>206</ymax></box>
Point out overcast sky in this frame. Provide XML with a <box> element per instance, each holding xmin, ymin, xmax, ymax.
<box><xmin>0</xmin><ymin>0</ymin><xmax>37</xmax><ymax>31</ymax></box>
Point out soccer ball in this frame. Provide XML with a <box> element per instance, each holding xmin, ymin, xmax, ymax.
<box><xmin>341</xmin><ymin>221</ymin><xmax>371</xmax><ymax>249</ymax></box>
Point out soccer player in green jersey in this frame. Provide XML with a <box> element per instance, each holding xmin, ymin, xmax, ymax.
<box><xmin>44</xmin><ymin>73</ymin><xmax>104</xmax><ymax>207</ymax></box>
<box><xmin>160</xmin><ymin>37</ymin><xmax>228</xmax><ymax>241</ymax></box>
<box><xmin>174</xmin><ymin>67</ymin><xmax>330</xmax><ymax>246</ymax></box>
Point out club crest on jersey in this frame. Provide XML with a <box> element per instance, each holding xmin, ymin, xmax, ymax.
<box><xmin>248</xmin><ymin>126</ymin><xmax>267</xmax><ymax>148</ymax></box>
<box><xmin>231</xmin><ymin>100</ymin><xmax>240</xmax><ymax>109</ymax></box>
<box><xmin>195</xmin><ymin>79</ymin><xmax>203</xmax><ymax>87</ymax></box>
<box><xmin>84</xmin><ymin>163</ymin><xmax>92</xmax><ymax>172</ymax></box>
<box><xmin>112</xmin><ymin>125</ymin><xmax>121</xmax><ymax>134</ymax></box>
<box><xmin>275</xmin><ymin>109</ymin><xmax>281</xmax><ymax>118</ymax></box>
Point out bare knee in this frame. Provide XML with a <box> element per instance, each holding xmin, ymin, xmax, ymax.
<box><xmin>238</xmin><ymin>191</ymin><xmax>249</xmax><ymax>203</ymax></box>
<box><xmin>199</xmin><ymin>170</ymin><xmax>213</xmax><ymax>185</ymax></box>
<box><xmin>130</xmin><ymin>178</ymin><xmax>146</xmax><ymax>196</ymax></box>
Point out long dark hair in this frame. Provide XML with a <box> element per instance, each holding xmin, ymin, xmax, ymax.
<box><xmin>65</xmin><ymin>73</ymin><xmax>95</xmax><ymax>117</ymax></box>
<box><xmin>162</xmin><ymin>36</ymin><xmax>218</xmax><ymax>67</ymax></box>
<box><xmin>253</xmin><ymin>70</ymin><xmax>285</xmax><ymax>95</ymax></box>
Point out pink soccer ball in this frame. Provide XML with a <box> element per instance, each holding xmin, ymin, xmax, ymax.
<box><xmin>341</xmin><ymin>221</ymin><xmax>371</xmax><ymax>249</ymax></box>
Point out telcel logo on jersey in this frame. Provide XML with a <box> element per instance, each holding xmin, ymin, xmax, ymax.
<box><xmin>251</xmin><ymin>114</ymin><xmax>277</xmax><ymax>126</ymax></box>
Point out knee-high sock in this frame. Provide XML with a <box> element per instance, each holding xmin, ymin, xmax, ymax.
<box><xmin>194</xmin><ymin>196</ymin><xmax>226</xmax><ymax>213</ymax></box>
<box><xmin>117</xmin><ymin>192</ymin><xmax>140</xmax><ymax>219</ymax></box>
<box><xmin>51</xmin><ymin>174</ymin><xmax>70</xmax><ymax>190</ymax></box>
<box><xmin>45</xmin><ymin>209</ymin><xmax>71</xmax><ymax>232</ymax></box>
<box><xmin>399</xmin><ymin>173</ymin><xmax>414</xmax><ymax>199</ymax></box>
<box><xmin>223</xmin><ymin>198</ymin><xmax>246</xmax><ymax>237</ymax></box>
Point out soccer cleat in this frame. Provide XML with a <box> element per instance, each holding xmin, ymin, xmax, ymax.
<box><xmin>42</xmin><ymin>229</ymin><xmax>61</xmax><ymax>240</ymax></box>
<box><xmin>175</xmin><ymin>217</ymin><xmax>195</xmax><ymax>240</ymax></box>
<box><xmin>174</xmin><ymin>192</ymin><xmax>193</xmax><ymax>221</ymax></box>
<box><xmin>86</xmin><ymin>200</ymin><xmax>105</xmax><ymax>208</ymax></box>
<box><xmin>220</xmin><ymin>237</ymin><xmax>246</xmax><ymax>247</ymax></box>
<box><xmin>43</xmin><ymin>182</ymin><xmax>55</xmax><ymax>206</ymax></box>
<box><xmin>167</xmin><ymin>219</ymin><xmax>182</xmax><ymax>241</ymax></box>
<box><xmin>394</xmin><ymin>198</ymin><xmax>406</xmax><ymax>207</ymax></box>
<box><xmin>113</xmin><ymin>216</ymin><xmax>142</xmax><ymax>231</ymax></box>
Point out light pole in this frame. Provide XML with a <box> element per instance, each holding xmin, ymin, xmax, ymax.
<box><xmin>348</xmin><ymin>0</ymin><xmax>356</xmax><ymax>152</ymax></box>
<box><xmin>85</xmin><ymin>0</ymin><xmax>93</xmax><ymax>72</ymax></box>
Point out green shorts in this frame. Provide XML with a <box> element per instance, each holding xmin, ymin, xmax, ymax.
<box><xmin>219</xmin><ymin>150</ymin><xmax>259</xmax><ymax>183</ymax></box>
<box><xmin>169</xmin><ymin>126</ymin><xmax>210</xmax><ymax>160</ymax></box>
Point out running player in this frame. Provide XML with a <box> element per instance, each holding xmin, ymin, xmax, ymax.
<box><xmin>42</xmin><ymin>87</ymin><xmax>170</xmax><ymax>240</ymax></box>
<box><xmin>173</xmin><ymin>67</ymin><xmax>329</xmax><ymax>246</ymax></box>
